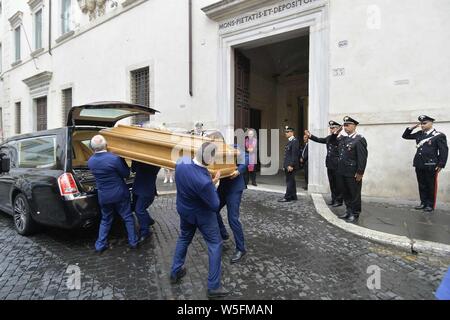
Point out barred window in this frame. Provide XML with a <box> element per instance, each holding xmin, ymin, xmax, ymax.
<box><xmin>15</xmin><ymin>102</ymin><xmax>21</xmax><ymax>134</ymax></box>
<box><xmin>0</xmin><ymin>107</ymin><xmax>3</xmax><ymax>140</ymax></box>
<box><xmin>36</xmin><ymin>97</ymin><xmax>47</xmax><ymax>131</ymax></box>
<box><xmin>131</xmin><ymin>67</ymin><xmax>150</xmax><ymax>125</ymax></box>
<box><xmin>0</xmin><ymin>43</ymin><xmax>2</xmax><ymax>73</ymax></box>
<box><xmin>62</xmin><ymin>88</ymin><xmax>73</xmax><ymax>125</ymax></box>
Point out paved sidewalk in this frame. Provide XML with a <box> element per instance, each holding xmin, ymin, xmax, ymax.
<box><xmin>327</xmin><ymin>198</ymin><xmax>450</xmax><ymax>246</ymax></box>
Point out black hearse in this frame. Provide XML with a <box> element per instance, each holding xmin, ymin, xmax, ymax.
<box><xmin>0</xmin><ymin>102</ymin><xmax>158</xmax><ymax>235</ymax></box>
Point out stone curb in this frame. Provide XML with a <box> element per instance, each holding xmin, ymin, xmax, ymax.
<box><xmin>311</xmin><ymin>193</ymin><xmax>450</xmax><ymax>257</ymax></box>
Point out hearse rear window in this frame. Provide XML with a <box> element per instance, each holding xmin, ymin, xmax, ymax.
<box><xmin>79</xmin><ymin>108</ymin><xmax>141</xmax><ymax>119</ymax></box>
<box><xmin>18</xmin><ymin>136</ymin><xmax>57</xmax><ymax>169</ymax></box>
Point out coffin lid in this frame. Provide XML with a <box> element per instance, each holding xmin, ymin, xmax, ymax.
<box><xmin>67</xmin><ymin>101</ymin><xmax>160</xmax><ymax>127</ymax></box>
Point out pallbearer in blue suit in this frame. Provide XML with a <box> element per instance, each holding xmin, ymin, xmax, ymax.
<box><xmin>170</xmin><ymin>142</ymin><xmax>229</xmax><ymax>299</ymax></box>
<box><xmin>216</xmin><ymin>145</ymin><xmax>247</xmax><ymax>264</ymax></box>
<box><xmin>131</xmin><ymin>161</ymin><xmax>160</xmax><ymax>242</ymax></box>
<box><xmin>87</xmin><ymin>135</ymin><xmax>138</xmax><ymax>253</ymax></box>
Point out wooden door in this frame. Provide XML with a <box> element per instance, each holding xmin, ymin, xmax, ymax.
<box><xmin>234</xmin><ymin>50</ymin><xmax>250</xmax><ymax>130</ymax></box>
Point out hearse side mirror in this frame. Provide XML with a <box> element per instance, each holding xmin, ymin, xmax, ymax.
<box><xmin>1</xmin><ymin>157</ymin><xmax>10</xmax><ymax>173</ymax></box>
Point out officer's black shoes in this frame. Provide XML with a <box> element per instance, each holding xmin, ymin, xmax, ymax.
<box><xmin>345</xmin><ymin>214</ymin><xmax>358</xmax><ymax>223</ymax></box>
<box><xmin>332</xmin><ymin>202</ymin><xmax>344</xmax><ymax>208</ymax></box>
<box><xmin>424</xmin><ymin>206</ymin><xmax>434</xmax><ymax>213</ymax></box>
<box><xmin>252</xmin><ymin>182</ymin><xmax>258</xmax><ymax>187</ymax></box>
<box><xmin>207</xmin><ymin>286</ymin><xmax>230</xmax><ymax>299</ymax></box>
<box><xmin>170</xmin><ymin>267</ymin><xmax>187</xmax><ymax>284</ymax></box>
<box><xmin>415</xmin><ymin>204</ymin><xmax>426</xmax><ymax>210</ymax></box>
<box><xmin>338</xmin><ymin>211</ymin><xmax>351</xmax><ymax>219</ymax></box>
<box><xmin>278</xmin><ymin>198</ymin><xmax>291</xmax><ymax>203</ymax></box>
<box><xmin>230</xmin><ymin>250</ymin><xmax>246</xmax><ymax>264</ymax></box>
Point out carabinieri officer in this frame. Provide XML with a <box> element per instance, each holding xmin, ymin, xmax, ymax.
<box><xmin>333</xmin><ymin>117</ymin><xmax>368</xmax><ymax>223</ymax></box>
<box><xmin>278</xmin><ymin>126</ymin><xmax>300</xmax><ymax>202</ymax></box>
<box><xmin>402</xmin><ymin>115</ymin><xmax>448</xmax><ymax>212</ymax></box>
<box><xmin>305</xmin><ymin>121</ymin><xmax>344</xmax><ymax>207</ymax></box>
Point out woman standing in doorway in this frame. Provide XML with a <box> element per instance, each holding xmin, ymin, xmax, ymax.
<box><xmin>245</xmin><ymin>128</ymin><xmax>258</xmax><ymax>187</ymax></box>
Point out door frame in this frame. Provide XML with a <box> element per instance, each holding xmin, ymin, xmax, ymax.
<box><xmin>217</xmin><ymin>3</ymin><xmax>330</xmax><ymax>193</ymax></box>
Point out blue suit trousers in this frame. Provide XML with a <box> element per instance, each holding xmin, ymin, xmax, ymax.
<box><xmin>95</xmin><ymin>197</ymin><xmax>138</xmax><ymax>251</ymax></box>
<box><xmin>171</xmin><ymin>214</ymin><xmax>223</xmax><ymax>290</ymax></box>
<box><xmin>133</xmin><ymin>194</ymin><xmax>156</xmax><ymax>237</ymax></box>
<box><xmin>216</xmin><ymin>191</ymin><xmax>246</xmax><ymax>252</ymax></box>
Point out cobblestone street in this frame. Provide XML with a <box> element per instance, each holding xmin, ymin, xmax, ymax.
<box><xmin>0</xmin><ymin>191</ymin><xmax>449</xmax><ymax>300</ymax></box>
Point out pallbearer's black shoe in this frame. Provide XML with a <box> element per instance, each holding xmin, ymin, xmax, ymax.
<box><xmin>328</xmin><ymin>200</ymin><xmax>336</xmax><ymax>206</ymax></box>
<box><xmin>415</xmin><ymin>204</ymin><xmax>426</xmax><ymax>210</ymax></box>
<box><xmin>333</xmin><ymin>202</ymin><xmax>344</xmax><ymax>208</ymax></box>
<box><xmin>230</xmin><ymin>250</ymin><xmax>246</xmax><ymax>264</ymax></box>
<box><xmin>207</xmin><ymin>287</ymin><xmax>230</xmax><ymax>299</ymax></box>
<box><xmin>424</xmin><ymin>206</ymin><xmax>434</xmax><ymax>213</ymax></box>
<box><xmin>278</xmin><ymin>198</ymin><xmax>291</xmax><ymax>203</ymax></box>
<box><xmin>170</xmin><ymin>267</ymin><xmax>187</xmax><ymax>284</ymax></box>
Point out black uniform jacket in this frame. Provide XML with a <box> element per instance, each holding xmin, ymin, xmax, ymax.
<box><xmin>310</xmin><ymin>134</ymin><xmax>339</xmax><ymax>170</ymax></box>
<box><xmin>283</xmin><ymin>138</ymin><xmax>300</xmax><ymax>170</ymax></box>
<box><xmin>402</xmin><ymin>128</ymin><xmax>448</xmax><ymax>170</ymax></box>
<box><xmin>332</xmin><ymin>133</ymin><xmax>368</xmax><ymax>178</ymax></box>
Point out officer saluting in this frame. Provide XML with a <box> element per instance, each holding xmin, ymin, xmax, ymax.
<box><xmin>278</xmin><ymin>126</ymin><xmax>300</xmax><ymax>202</ymax></box>
<box><xmin>334</xmin><ymin>117</ymin><xmax>368</xmax><ymax>223</ymax></box>
<box><xmin>305</xmin><ymin>120</ymin><xmax>344</xmax><ymax>207</ymax></box>
<box><xmin>402</xmin><ymin>115</ymin><xmax>448</xmax><ymax>212</ymax></box>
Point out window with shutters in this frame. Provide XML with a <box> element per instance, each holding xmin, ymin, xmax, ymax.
<box><xmin>14</xmin><ymin>26</ymin><xmax>21</xmax><ymax>62</ymax></box>
<box><xmin>130</xmin><ymin>67</ymin><xmax>150</xmax><ymax>125</ymax></box>
<box><xmin>34</xmin><ymin>9</ymin><xmax>43</xmax><ymax>50</ymax></box>
<box><xmin>61</xmin><ymin>0</ymin><xmax>71</xmax><ymax>35</ymax></box>
<box><xmin>62</xmin><ymin>88</ymin><xmax>73</xmax><ymax>124</ymax></box>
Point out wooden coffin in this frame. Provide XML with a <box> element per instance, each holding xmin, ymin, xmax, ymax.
<box><xmin>100</xmin><ymin>125</ymin><xmax>238</xmax><ymax>178</ymax></box>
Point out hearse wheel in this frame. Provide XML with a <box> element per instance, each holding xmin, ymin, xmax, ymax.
<box><xmin>13</xmin><ymin>194</ymin><xmax>37</xmax><ymax>236</ymax></box>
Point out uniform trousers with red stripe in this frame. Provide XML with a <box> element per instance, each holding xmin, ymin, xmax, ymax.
<box><xmin>415</xmin><ymin>167</ymin><xmax>438</xmax><ymax>209</ymax></box>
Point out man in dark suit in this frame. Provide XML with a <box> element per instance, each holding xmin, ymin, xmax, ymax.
<box><xmin>305</xmin><ymin>121</ymin><xmax>344</xmax><ymax>206</ymax></box>
<box><xmin>402</xmin><ymin>115</ymin><xmax>448</xmax><ymax>212</ymax></box>
<box><xmin>216</xmin><ymin>145</ymin><xmax>247</xmax><ymax>264</ymax></box>
<box><xmin>334</xmin><ymin>117</ymin><xmax>368</xmax><ymax>223</ymax></box>
<box><xmin>300</xmin><ymin>134</ymin><xmax>309</xmax><ymax>190</ymax></box>
<box><xmin>170</xmin><ymin>142</ymin><xmax>229</xmax><ymax>299</ymax></box>
<box><xmin>87</xmin><ymin>135</ymin><xmax>138</xmax><ymax>253</ymax></box>
<box><xmin>131</xmin><ymin>161</ymin><xmax>160</xmax><ymax>242</ymax></box>
<box><xmin>279</xmin><ymin>127</ymin><xmax>300</xmax><ymax>202</ymax></box>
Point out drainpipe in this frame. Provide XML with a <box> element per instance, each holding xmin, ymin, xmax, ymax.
<box><xmin>49</xmin><ymin>0</ymin><xmax>52</xmax><ymax>55</ymax></box>
<box><xmin>189</xmin><ymin>0</ymin><xmax>193</xmax><ymax>97</ymax></box>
